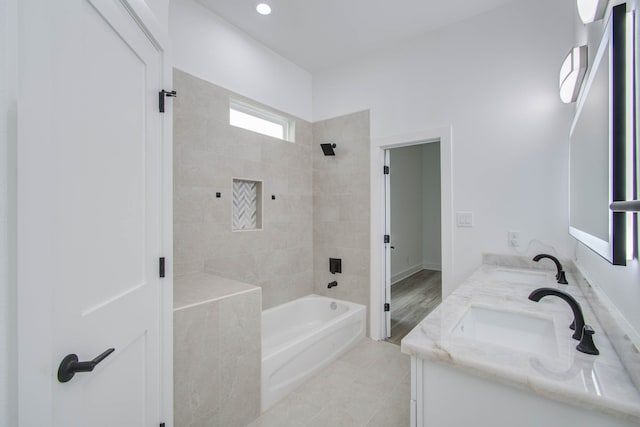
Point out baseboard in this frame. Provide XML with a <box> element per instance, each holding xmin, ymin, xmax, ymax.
<box><xmin>422</xmin><ymin>261</ymin><xmax>442</xmax><ymax>271</ymax></box>
<box><xmin>391</xmin><ymin>264</ymin><xmax>423</xmax><ymax>286</ymax></box>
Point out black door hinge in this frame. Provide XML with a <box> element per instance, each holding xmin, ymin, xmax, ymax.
<box><xmin>384</xmin><ymin>235</ymin><xmax>390</xmax><ymax>244</ymax></box>
<box><xmin>159</xmin><ymin>257</ymin><xmax>165</xmax><ymax>278</ymax></box>
<box><xmin>159</xmin><ymin>89</ymin><xmax>177</xmax><ymax>113</ymax></box>
<box><xmin>384</xmin><ymin>303</ymin><xmax>390</xmax><ymax>312</ymax></box>
<box><xmin>383</xmin><ymin>166</ymin><xmax>390</xmax><ymax>175</ymax></box>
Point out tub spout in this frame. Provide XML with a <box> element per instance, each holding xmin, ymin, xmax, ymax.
<box><xmin>328</xmin><ymin>281</ymin><xmax>338</xmax><ymax>289</ymax></box>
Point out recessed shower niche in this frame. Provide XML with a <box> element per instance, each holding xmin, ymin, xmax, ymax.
<box><xmin>232</xmin><ymin>178</ymin><xmax>263</xmax><ymax>231</ymax></box>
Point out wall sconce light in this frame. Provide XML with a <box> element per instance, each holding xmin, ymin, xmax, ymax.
<box><xmin>559</xmin><ymin>45</ymin><xmax>588</xmax><ymax>103</ymax></box>
<box><xmin>577</xmin><ymin>0</ymin><xmax>607</xmax><ymax>24</ymax></box>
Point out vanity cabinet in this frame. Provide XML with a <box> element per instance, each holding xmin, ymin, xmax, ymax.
<box><xmin>402</xmin><ymin>259</ymin><xmax>640</xmax><ymax>427</ymax></box>
<box><xmin>410</xmin><ymin>357</ymin><xmax>638</xmax><ymax>427</ymax></box>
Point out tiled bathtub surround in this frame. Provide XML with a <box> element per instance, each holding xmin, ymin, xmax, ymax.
<box><xmin>174</xmin><ymin>68</ymin><xmax>371</xmax><ymax>315</ymax></box>
<box><xmin>402</xmin><ymin>258</ymin><xmax>640</xmax><ymax>423</ymax></box>
<box><xmin>174</xmin><ymin>68</ymin><xmax>372</xmax><ymax>314</ymax></box>
<box><xmin>174</xmin><ymin>273</ymin><xmax>261</xmax><ymax>427</ymax></box>
<box><xmin>173</xmin><ymin>69</ymin><xmax>314</xmax><ymax>309</ymax></box>
<box><xmin>312</xmin><ymin>111</ymin><xmax>371</xmax><ymax>318</ymax></box>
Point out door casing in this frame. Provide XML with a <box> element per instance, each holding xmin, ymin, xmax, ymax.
<box><xmin>370</xmin><ymin>127</ymin><xmax>453</xmax><ymax>341</ymax></box>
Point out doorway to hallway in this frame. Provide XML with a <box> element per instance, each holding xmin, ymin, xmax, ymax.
<box><xmin>384</xmin><ymin>141</ymin><xmax>442</xmax><ymax>343</ymax></box>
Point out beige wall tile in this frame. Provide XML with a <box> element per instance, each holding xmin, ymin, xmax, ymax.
<box><xmin>173</xmin><ymin>302</ymin><xmax>221</xmax><ymax>427</ymax></box>
<box><xmin>174</xmin><ymin>288</ymin><xmax>261</xmax><ymax>427</ymax></box>
<box><xmin>174</xmin><ymin>69</ymin><xmax>314</xmax><ymax>309</ymax></box>
<box><xmin>173</xmin><ymin>259</ymin><xmax>204</xmax><ymax>278</ymax></box>
<box><xmin>218</xmin><ymin>350</ymin><xmax>261</xmax><ymax>427</ymax></box>
<box><xmin>313</xmin><ymin>111</ymin><xmax>371</xmax><ymax>331</ymax></box>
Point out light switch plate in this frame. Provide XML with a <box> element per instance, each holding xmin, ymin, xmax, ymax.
<box><xmin>456</xmin><ymin>212</ymin><xmax>474</xmax><ymax>228</ymax></box>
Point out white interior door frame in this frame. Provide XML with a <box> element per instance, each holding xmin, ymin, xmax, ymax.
<box><xmin>369</xmin><ymin>126</ymin><xmax>453</xmax><ymax>341</ymax></box>
<box><xmin>16</xmin><ymin>0</ymin><xmax>173</xmax><ymax>423</ymax></box>
<box><xmin>383</xmin><ymin>149</ymin><xmax>391</xmax><ymax>338</ymax></box>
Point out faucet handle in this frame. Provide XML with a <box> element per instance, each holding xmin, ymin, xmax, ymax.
<box><xmin>557</xmin><ymin>270</ymin><xmax>568</xmax><ymax>285</ymax></box>
<box><xmin>576</xmin><ymin>324</ymin><xmax>599</xmax><ymax>355</ymax></box>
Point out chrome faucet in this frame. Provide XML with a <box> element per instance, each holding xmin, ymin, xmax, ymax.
<box><xmin>327</xmin><ymin>281</ymin><xmax>338</xmax><ymax>289</ymax></box>
<box><xmin>532</xmin><ymin>254</ymin><xmax>568</xmax><ymax>284</ymax></box>
<box><xmin>528</xmin><ymin>287</ymin><xmax>599</xmax><ymax>355</ymax></box>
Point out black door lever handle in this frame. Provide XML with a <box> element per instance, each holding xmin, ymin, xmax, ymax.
<box><xmin>57</xmin><ymin>348</ymin><xmax>115</xmax><ymax>383</ymax></box>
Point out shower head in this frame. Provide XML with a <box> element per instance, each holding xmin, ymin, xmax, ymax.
<box><xmin>320</xmin><ymin>143</ymin><xmax>337</xmax><ymax>156</ymax></box>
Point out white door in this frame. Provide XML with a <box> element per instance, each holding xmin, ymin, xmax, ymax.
<box><xmin>384</xmin><ymin>149</ymin><xmax>392</xmax><ymax>338</ymax></box>
<box><xmin>17</xmin><ymin>0</ymin><xmax>168</xmax><ymax>425</ymax></box>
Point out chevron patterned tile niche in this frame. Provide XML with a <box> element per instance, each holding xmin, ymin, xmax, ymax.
<box><xmin>232</xmin><ymin>178</ymin><xmax>263</xmax><ymax>231</ymax></box>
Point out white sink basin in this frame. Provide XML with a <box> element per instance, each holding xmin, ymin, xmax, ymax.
<box><xmin>451</xmin><ymin>306</ymin><xmax>558</xmax><ymax>357</ymax></box>
<box><xmin>489</xmin><ymin>268</ymin><xmax>549</xmax><ymax>286</ymax></box>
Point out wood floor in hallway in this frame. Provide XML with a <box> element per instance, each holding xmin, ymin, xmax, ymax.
<box><xmin>389</xmin><ymin>269</ymin><xmax>442</xmax><ymax>346</ymax></box>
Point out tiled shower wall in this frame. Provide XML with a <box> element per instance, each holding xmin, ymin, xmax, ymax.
<box><xmin>174</xmin><ymin>69</ymin><xmax>371</xmax><ymax>312</ymax></box>
<box><xmin>173</xmin><ymin>69</ymin><xmax>314</xmax><ymax>309</ymax></box>
<box><xmin>312</xmin><ymin>111</ymin><xmax>371</xmax><ymax>317</ymax></box>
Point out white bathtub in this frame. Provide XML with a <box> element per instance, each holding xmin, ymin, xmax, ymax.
<box><xmin>261</xmin><ymin>294</ymin><xmax>366</xmax><ymax>411</ymax></box>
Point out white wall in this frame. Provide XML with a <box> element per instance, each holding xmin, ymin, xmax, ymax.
<box><xmin>0</xmin><ymin>0</ymin><xmax>17</xmax><ymax>425</ymax></box>
<box><xmin>169</xmin><ymin>0</ymin><xmax>313</xmax><ymax>121</ymax></box>
<box><xmin>422</xmin><ymin>142</ymin><xmax>441</xmax><ymax>270</ymax></box>
<box><xmin>314</xmin><ymin>0</ymin><xmax>575</xmax><ymax>287</ymax></box>
<box><xmin>390</xmin><ymin>145</ymin><xmax>424</xmax><ymax>282</ymax></box>
<box><xmin>576</xmin><ymin>245</ymin><xmax>640</xmax><ymax>337</ymax></box>
<box><xmin>146</xmin><ymin>0</ymin><xmax>169</xmax><ymax>30</ymax></box>
<box><xmin>570</xmin><ymin>2</ymin><xmax>640</xmax><ymax>337</ymax></box>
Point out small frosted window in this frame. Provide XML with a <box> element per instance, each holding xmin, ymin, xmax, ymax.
<box><xmin>229</xmin><ymin>99</ymin><xmax>294</xmax><ymax>142</ymax></box>
<box><xmin>230</xmin><ymin>108</ymin><xmax>284</xmax><ymax>139</ymax></box>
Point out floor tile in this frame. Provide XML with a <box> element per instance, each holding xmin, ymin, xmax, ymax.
<box><xmin>250</xmin><ymin>338</ymin><xmax>410</xmax><ymax>427</ymax></box>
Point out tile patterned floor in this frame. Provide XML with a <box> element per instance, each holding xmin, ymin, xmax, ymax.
<box><xmin>247</xmin><ymin>339</ymin><xmax>410</xmax><ymax>427</ymax></box>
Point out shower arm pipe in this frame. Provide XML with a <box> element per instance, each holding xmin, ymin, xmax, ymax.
<box><xmin>610</xmin><ymin>200</ymin><xmax>640</xmax><ymax>212</ymax></box>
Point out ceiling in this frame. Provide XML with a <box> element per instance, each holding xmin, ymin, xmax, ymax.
<box><xmin>196</xmin><ymin>0</ymin><xmax>519</xmax><ymax>72</ymax></box>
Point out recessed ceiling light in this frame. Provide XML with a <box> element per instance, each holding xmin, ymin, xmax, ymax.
<box><xmin>256</xmin><ymin>3</ymin><xmax>272</xmax><ymax>15</ymax></box>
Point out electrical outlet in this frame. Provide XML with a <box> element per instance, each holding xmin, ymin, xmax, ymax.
<box><xmin>456</xmin><ymin>212</ymin><xmax>474</xmax><ymax>228</ymax></box>
<box><xmin>508</xmin><ymin>231</ymin><xmax>520</xmax><ymax>247</ymax></box>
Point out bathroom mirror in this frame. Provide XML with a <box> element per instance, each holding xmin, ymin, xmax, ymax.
<box><xmin>569</xmin><ymin>4</ymin><xmax>629</xmax><ymax>265</ymax></box>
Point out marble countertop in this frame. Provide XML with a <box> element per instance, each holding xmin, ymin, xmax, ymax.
<box><xmin>401</xmin><ymin>263</ymin><xmax>640</xmax><ymax>423</ymax></box>
<box><xmin>174</xmin><ymin>272</ymin><xmax>260</xmax><ymax>311</ymax></box>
